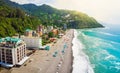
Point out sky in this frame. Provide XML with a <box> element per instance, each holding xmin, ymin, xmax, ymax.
<box><xmin>10</xmin><ymin>0</ymin><xmax>120</xmax><ymax>25</ymax></box>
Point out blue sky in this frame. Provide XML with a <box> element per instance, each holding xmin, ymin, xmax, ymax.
<box><xmin>11</xmin><ymin>0</ymin><xmax>120</xmax><ymax>25</ymax></box>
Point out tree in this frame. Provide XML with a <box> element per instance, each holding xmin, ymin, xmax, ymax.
<box><xmin>48</xmin><ymin>32</ymin><xmax>54</xmax><ymax>38</ymax></box>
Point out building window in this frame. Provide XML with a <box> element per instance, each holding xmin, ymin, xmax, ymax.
<box><xmin>2</xmin><ymin>60</ymin><xmax>5</xmax><ymax>63</ymax></box>
<box><xmin>7</xmin><ymin>61</ymin><xmax>13</xmax><ymax>64</ymax></box>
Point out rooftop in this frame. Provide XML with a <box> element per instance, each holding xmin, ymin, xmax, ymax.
<box><xmin>0</xmin><ymin>37</ymin><xmax>24</xmax><ymax>48</ymax></box>
<box><xmin>26</xmin><ymin>29</ymin><xmax>32</xmax><ymax>32</ymax></box>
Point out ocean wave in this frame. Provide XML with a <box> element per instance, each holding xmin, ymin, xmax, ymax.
<box><xmin>82</xmin><ymin>29</ymin><xmax>118</xmax><ymax>37</ymax></box>
<box><xmin>79</xmin><ymin>30</ymin><xmax>120</xmax><ymax>52</ymax></box>
<box><xmin>72</xmin><ymin>29</ymin><xmax>94</xmax><ymax>73</ymax></box>
<box><xmin>109</xmin><ymin>40</ymin><xmax>120</xmax><ymax>45</ymax></box>
<box><xmin>98</xmin><ymin>31</ymin><xmax>118</xmax><ymax>36</ymax></box>
<box><xmin>74</xmin><ymin>29</ymin><xmax>120</xmax><ymax>73</ymax></box>
<box><xmin>104</xmin><ymin>54</ymin><xmax>116</xmax><ymax>61</ymax></box>
<box><xmin>109</xmin><ymin>65</ymin><xmax>120</xmax><ymax>72</ymax></box>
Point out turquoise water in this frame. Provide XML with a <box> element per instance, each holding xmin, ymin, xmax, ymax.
<box><xmin>76</xmin><ymin>27</ymin><xmax>120</xmax><ymax>73</ymax></box>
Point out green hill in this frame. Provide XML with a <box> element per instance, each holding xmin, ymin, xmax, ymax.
<box><xmin>21</xmin><ymin>4</ymin><xmax>103</xmax><ymax>28</ymax></box>
<box><xmin>0</xmin><ymin>0</ymin><xmax>103</xmax><ymax>37</ymax></box>
<box><xmin>0</xmin><ymin>0</ymin><xmax>41</xmax><ymax>37</ymax></box>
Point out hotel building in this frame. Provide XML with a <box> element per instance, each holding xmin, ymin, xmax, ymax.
<box><xmin>21</xmin><ymin>29</ymin><xmax>42</xmax><ymax>49</ymax></box>
<box><xmin>21</xmin><ymin>36</ymin><xmax>42</xmax><ymax>49</ymax></box>
<box><xmin>0</xmin><ymin>37</ymin><xmax>29</xmax><ymax>67</ymax></box>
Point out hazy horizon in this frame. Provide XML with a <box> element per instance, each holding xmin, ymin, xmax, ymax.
<box><xmin>11</xmin><ymin>0</ymin><xmax>120</xmax><ymax>26</ymax></box>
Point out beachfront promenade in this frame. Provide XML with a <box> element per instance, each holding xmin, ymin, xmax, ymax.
<box><xmin>3</xmin><ymin>29</ymin><xmax>74</xmax><ymax>73</ymax></box>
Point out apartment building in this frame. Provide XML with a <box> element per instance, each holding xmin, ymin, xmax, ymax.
<box><xmin>0</xmin><ymin>37</ymin><xmax>29</xmax><ymax>67</ymax></box>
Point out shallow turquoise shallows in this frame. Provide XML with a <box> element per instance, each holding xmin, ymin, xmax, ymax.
<box><xmin>73</xmin><ymin>26</ymin><xmax>120</xmax><ymax>73</ymax></box>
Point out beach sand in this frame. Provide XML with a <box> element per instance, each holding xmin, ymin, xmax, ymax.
<box><xmin>0</xmin><ymin>29</ymin><xmax>74</xmax><ymax>73</ymax></box>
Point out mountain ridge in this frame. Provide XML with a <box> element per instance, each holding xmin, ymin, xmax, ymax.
<box><xmin>0</xmin><ymin>0</ymin><xmax>103</xmax><ymax>37</ymax></box>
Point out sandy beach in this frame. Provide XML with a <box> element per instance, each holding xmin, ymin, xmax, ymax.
<box><xmin>0</xmin><ymin>29</ymin><xmax>74</xmax><ymax>73</ymax></box>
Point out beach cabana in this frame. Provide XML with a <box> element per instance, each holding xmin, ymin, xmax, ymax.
<box><xmin>45</xmin><ymin>46</ymin><xmax>50</xmax><ymax>51</ymax></box>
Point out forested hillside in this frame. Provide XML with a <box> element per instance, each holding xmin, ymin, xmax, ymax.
<box><xmin>0</xmin><ymin>0</ymin><xmax>103</xmax><ymax>37</ymax></box>
<box><xmin>0</xmin><ymin>0</ymin><xmax>41</xmax><ymax>37</ymax></box>
<box><xmin>21</xmin><ymin>4</ymin><xmax>103</xmax><ymax>28</ymax></box>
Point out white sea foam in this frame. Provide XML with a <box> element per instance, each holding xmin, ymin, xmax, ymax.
<box><xmin>104</xmin><ymin>55</ymin><xmax>116</xmax><ymax>60</ymax></box>
<box><xmin>80</xmin><ymin>30</ymin><xmax>119</xmax><ymax>51</ymax></box>
<box><xmin>72</xmin><ymin>30</ymin><xmax>94</xmax><ymax>73</ymax></box>
<box><xmin>99</xmin><ymin>31</ymin><xmax>118</xmax><ymax>36</ymax></box>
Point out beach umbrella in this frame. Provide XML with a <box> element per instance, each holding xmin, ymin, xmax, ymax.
<box><xmin>53</xmin><ymin>51</ymin><xmax>58</xmax><ymax>57</ymax></box>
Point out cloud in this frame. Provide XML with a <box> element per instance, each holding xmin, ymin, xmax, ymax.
<box><xmin>10</xmin><ymin>0</ymin><xmax>31</xmax><ymax>4</ymax></box>
<box><xmin>10</xmin><ymin>0</ymin><xmax>55</xmax><ymax>5</ymax></box>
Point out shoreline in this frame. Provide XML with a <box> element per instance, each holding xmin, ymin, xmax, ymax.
<box><xmin>0</xmin><ymin>29</ymin><xmax>74</xmax><ymax>73</ymax></box>
<box><xmin>71</xmin><ymin>29</ymin><xmax>75</xmax><ymax>73</ymax></box>
<box><xmin>72</xmin><ymin>29</ymin><xmax>94</xmax><ymax>73</ymax></box>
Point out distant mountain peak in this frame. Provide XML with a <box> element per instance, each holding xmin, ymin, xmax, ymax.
<box><xmin>39</xmin><ymin>4</ymin><xmax>54</xmax><ymax>9</ymax></box>
<box><xmin>41</xmin><ymin>4</ymin><xmax>50</xmax><ymax>7</ymax></box>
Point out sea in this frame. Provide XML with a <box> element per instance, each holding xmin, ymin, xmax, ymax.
<box><xmin>72</xmin><ymin>25</ymin><xmax>120</xmax><ymax>73</ymax></box>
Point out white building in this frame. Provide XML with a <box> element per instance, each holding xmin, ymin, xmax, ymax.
<box><xmin>21</xmin><ymin>36</ymin><xmax>42</xmax><ymax>49</ymax></box>
<box><xmin>0</xmin><ymin>37</ymin><xmax>29</xmax><ymax>67</ymax></box>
